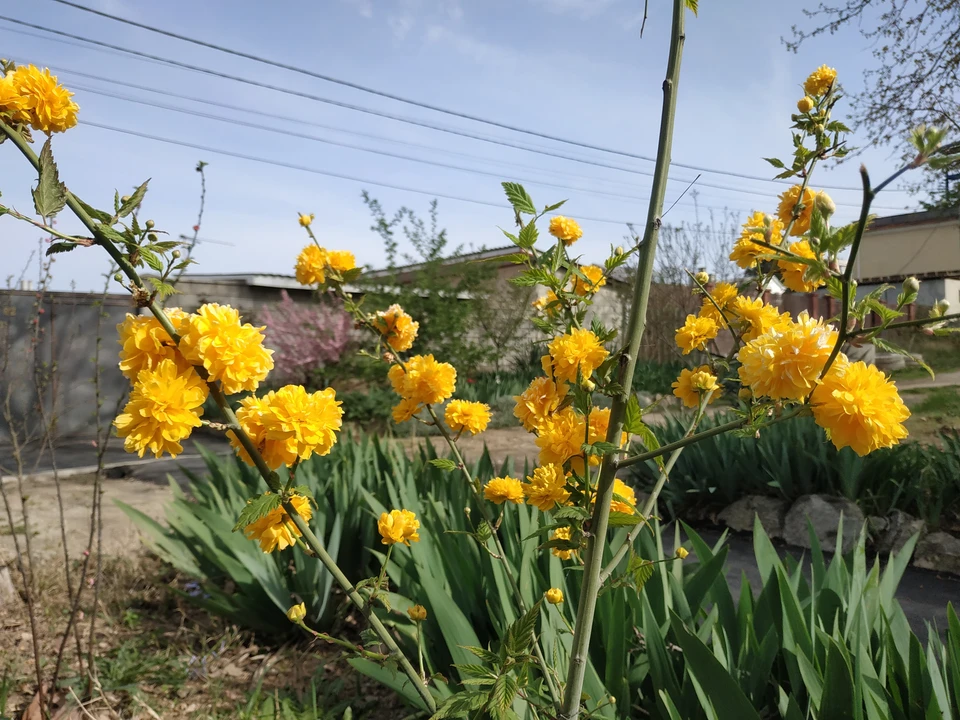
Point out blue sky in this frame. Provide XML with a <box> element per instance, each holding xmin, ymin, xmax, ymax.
<box><xmin>2</xmin><ymin>0</ymin><xmax>920</xmax><ymax>292</ymax></box>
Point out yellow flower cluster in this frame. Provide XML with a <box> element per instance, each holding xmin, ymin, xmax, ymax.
<box><xmin>372</xmin><ymin>304</ymin><xmax>419</xmax><ymax>352</ymax></box>
<box><xmin>603</xmin><ymin>478</ymin><xmax>638</xmax><ymax>516</ymax></box>
<box><xmin>0</xmin><ymin>65</ymin><xmax>79</xmax><ymax>134</ymax></box>
<box><xmin>378</xmin><ymin>509</ymin><xmax>420</xmax><ymax>546</ymax></box>
<box><xmin>572</xmin><ymin>265</ymin><xmax>606</xmax><ymax>296</ymax></box>
<box><xmin>737</xmin><ymin>312</ymin><xmax>836</xmax><ymax>401</ymax></box>
<box><xmin>778</xmin><ymin>240</ymin><xmax>824</xmax><ymax>293</ymax></box>
<box><xmin>777</xmin><ymin>185</ymin><xmax>817</xmax><ymax>237</ymax></box>
<box><xmin>388</xmin><ymin>355</ymin><xmax>457</xmax><ymax>422</ymax></box>
<box><xmin>699</xmin><ymin>282</ymin><xmax>738</xmax><ymax>325</ymax></box>
<box><xmin>513</xmin><ymin>376</ymin><xmax>567</xmax><ymax>432</ymax></box>
<box><xmin>294</xmin><ymin>245</ymin><xmax>357</xmax><ymax>286</ymax></box>
<box><xmin>113</xmin><ymin>359</ymin><xmax>208</xmax><ymax>458</ymax></box>
<box><xmin>244</xmin><ymin>494</ymin><xmax>313</xmax><ymax>553</ymax></box>
<box><xmin>532</xmin><ymin>290</ymin><xmax>561</xmax><ymax>317</ymax></box>
<box><xmin>179</xmin><ymin>304</ymin><xmax>274</xmax><ymax>394</ymax></box>
<box><xmin>548</xmin><ymin>216</ymin><xmax>582</xmax><ymax>245</ymax></box>
<box><xmin>546</xmin><ymin>329</ymin><xmax>609</xmax><ymax>384</ymax></box>
<box><xmin>522</xmin><ymin>464</ymin><xmax>571</xmax><ymax>511</ymax></box>
<box><xmin>444</xmin><ymin>399</ymin><xmax>491</xmax><ymax>435</ymax></box>
<box><xmin>804</xmin><ymin>65</ymin><xmax>837</xmax><ymax>97</ymax></box>
<box><xmin>729</xmin><ymin>211</ymin><xmax>784</xmax><ymax>269</ymax></box>
<box><xmin>551</xmin><ymin>526</ymin><xmax>575</xmax><ymax>560</ymax></box>
<box><xmin>484</xmin><ymin>476</ymin><xmax>525</xmax><ymax>504</ymax></box>
<box><xmin>672</xmin><ymin>366</ymin><xmax>720</xmax><ymax>408</ymax></box>
<box><xmin>675</xmin><ymin>314</ymin><xmax>719</xmax><ymax>354</ymax></box>
<box><xmin>811</xmin><ymin>358</ymin><xmax>910</xmax><ymax>456</ymax></box>
<box><xmin>229</xmin><ymin>386</ymin><xmax>344</xmax><ymax>469</ymax></box>
<box><xmin>116</xmin><ymin>308</ymin><xmax>189</xmax><ymax>381</ymax></box>
<box><xmin>729</xmin><ymin>296</ymin><xmax>785</xmax><ymax>342</ymax></box>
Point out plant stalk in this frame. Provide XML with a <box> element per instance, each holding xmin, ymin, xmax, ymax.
<box><xmin>559</xmin><ymin>2</ymin><xmax>685</xmax><ymax>716</ymax></box>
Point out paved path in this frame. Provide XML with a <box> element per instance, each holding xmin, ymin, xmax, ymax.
<box><xmin>897</xmin><ymin>370</ymin><xmax>960</xmax><ymax>390</ymax></box>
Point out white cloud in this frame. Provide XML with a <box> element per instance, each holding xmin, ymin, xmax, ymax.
<box><xmin>340</xmin><ymin>0</ymin><xmax>374</xmax><ymax>18</ymax></box>
<box><xmin>531</xmin><ymin>0</ymin><xmax>622</xmax><ymax>19</ymax></box>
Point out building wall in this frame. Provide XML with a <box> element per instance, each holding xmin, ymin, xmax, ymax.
<box><xmin>0</xmin><ymin>290</ymin><xmax>133</xmax><ymax>443</ymax></box>
<box><xmin>857</xmin><ymin>218</ymin><xmax>960</xmax><ymax>280</ymax></box>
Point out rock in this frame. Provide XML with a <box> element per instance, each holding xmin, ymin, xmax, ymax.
<box><xmin>874</xmin><ymin>352</ymin><xmax>906</xmax><ymax>373</ymax></box>
<box><xmin>867</xmin><ymin>515</ymin><xmax>888</xmax><ymax>536</ymax></box>
<box><xmin>877</xmin><ymin>510</ymin><xmax>925</xmax><ymax>555</ymax></box>
<box><xmin>718</xmin><ymin>495</ymin><xmax>788</xmax><ymax>538</ymax></box>
<box><xmin>783</xmin><ymin>494</ymin><xmax>864</xmax><ymax>553</ymax></box>
<box><xmin>914</xmin><ymin>531</ymin><xmax>960</xmax><ymax>575</ymax></box>
<box><xmin>846</xmin><ymin>343</ymin><xmax>876</xmax><ymax>366</ymax></box>
<box><xmin>635</xmin><ymin>392</ymin><xmax>655</xmax><ymax>408</ymax></box>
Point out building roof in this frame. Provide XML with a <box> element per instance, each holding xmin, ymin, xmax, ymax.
<box><xmin>866</xmin><ymin>206</ymin><xmax>960</xmax><ymax>232</ymax></box>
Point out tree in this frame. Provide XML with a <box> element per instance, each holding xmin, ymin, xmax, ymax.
<box><xmin>360</xmin><ymin>192</ymin><xmax>495</xmax><ymax>374</ymax></box>
<box><xmin>788</xmin><ymin>0</ymin><xmax>960</xmax><ymax>206</ymax></box>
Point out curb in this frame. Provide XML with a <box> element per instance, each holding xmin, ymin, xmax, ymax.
<box><xmin>0</xmin><ymin>451</ymin><xmax>226</xmax><ymax>485</ymax></box>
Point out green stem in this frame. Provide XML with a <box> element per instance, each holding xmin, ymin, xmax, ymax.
<box><xmin>423</xmin><ymin>404</ymin><xmax>562</xmax><ymax>708</ymax></box>
<box><xmin>849</xmin><ymin>311</ymin><xmax>960</xmax><ymax>336</ymax></box>
<box><xmin>559</xmin><ymin>2</ymin><xmax>685</xmax><ymax>717</ymax></box>
<box><xmin>0</xmin><ymin>205</ymin><xmax>91</xmax><ymax>243</ymax></box>
<box><xmin>598</xmin><ymin>391</ymin><xmax>710</xmax><ymax>585</ymax></box>
<box><xmin>284</xmin><ymin>504</ymin><xmax>436</xmax><ymax>713</ymax></box>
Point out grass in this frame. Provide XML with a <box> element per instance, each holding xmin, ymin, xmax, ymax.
<box><xmin>0</xmin><ymin>554</ymin><xmax>404</xmax><ymax>719</ymax></box>
<box><xmin>914</xmin><ymin>387</ymin><xmax>960</xmax><ymax>415</ymax></box>
<box><xmin>901</xmin><ymin>385</ymin><xmax>960</xmax><ymax>444</ymax></box>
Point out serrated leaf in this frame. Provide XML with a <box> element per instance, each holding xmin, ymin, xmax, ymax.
<box><xmin>684</xmin><ymin>0</ymin><xmax>698</xmax><ymax>14</ymax></box>
<box><xmin>232</xmin><ymin>493</ymin><xmax>282</xmax><ymax>532</ymax></box>
<box><xmin>630</xmin><ymin>420</ymin><xmax>664</xmax><ymax>470</ymax></box>
<box><xmin>288</xmin><ymin>485</ymin><xmax>315</xmax><ymax>502</ymax></box>
<box><xmin>74</xmin><ymin>196</ymin><xmax>114</xmax><ymax>224</ymax></box>
<box><xmin>764</xmin><ymin>157</ymin><xmax>785</xmax><ymax>169</ymax></box>
<box><xmin>504</xmin><ymin>601</ymin><xmax>540</xmax><ymax>657</ymax></box>
<box><xmin>872</xmin><ymin>336</ymin><xmax>933</xmax><ymax>379</ymax></box>
<box><xmin>33</xmin><ymin>138</ymin><xmax>66</xmax><ymax>219</ymax></box>
<box><xmin>429</xmin><ymin>458</ymin><xmax>458</xmax><ymax>471</ymax></box>
<box><xmin>95</xmin><ymin>223</ymin><xmax>133</xmax><ymax>246</ymax></box>
<box><xmin>608</xmin><ymin>511</ymin><xmax>642</xmax><ymax>527</ymax></box>
<box><xmin>627</xmin><ymin>555</ymin><xmax>655</xmax><ymax>592</ymax></box>
<box><xmin>624</xmin><ymin>394</ymin><xmax>645</xmax><ymax>435</ymax></box>
<box><xmin>138</xmin><ymin>247</ymin><xmax>164</xmax><ymax>272</ymax></box>
<box><xmin>45</xmin><ymin>242</ymin><xmax>78</xmax><ymax>256</ymax></box>
<box><xmin>118</xmin><ymin>179</ymin><xmax>150</xmax><ymax>218</ymax></box>
<box><xmin>431</xmin><ymin>692</ymin><xmax>487</xmax><ymax>719</ymax></box>
<box><xmin>465</xmin><ymin>646</ymin><xmax>501</xmax><ymax>664</ymax></box>
<box><xmin>490</xmin><ymin>674</ymin><xmax>519</xmax><ymax>712</ymax></box>
<box><xmin>146</xmin><ymin>277</ymin><xmax>177</xmax><ymax>300</ymax></box>
<box><xmin>543</xmin><ymin>200</ymin><xmax>567</xmax><ymax>212</ymax></box>
<box><xmin>455</xmin><ymin>663</ymin><xmax>496</xmax><ymax>679</ymax></box>
<box><xmin>510</xmin><ymin>267</ymin><xmax>555</xmax><ymax>288</ymax></box>
<box><xmin>502</xmin><ymin>182</ymin><xmax>536</xmax><ymax>215</ymax></box>
<box><xmin>475</xmin><ymin>520</ymin><xmax>492</xmax><ymax>543</ymax></box>
<box><xmin>517</xmin><ymin>222</ymin><xmax>538</xmax><ymax>249</ymax></box>
<box><xmin>553</xmin><ymin>506</ymin><xmax>590</xmax><ymax>521</ymax></box>
<box><xmin>581</xmin><ymin>441</ymin><xmax>620</xmax><ymax>457</ymax></box>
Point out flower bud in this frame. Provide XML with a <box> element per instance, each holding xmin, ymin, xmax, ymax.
<box><xmin>407</xmin><ymin>604</ymin><xmax>427</xmax><ymax>622</ymax></box>
<box><xmin>121</xmin><ymin>195</ymin><xmax>131</xmax><ymax>203</ymax></box>
<box><xmin>615</xmin><ymin>245</ymin><xmax>624</xmax><ymax>255</ymax></box>
<box><xmin>797</xmin><ymin>96</ymin><xmax>815</xmax><ymax>113</ymax></box>
<box><xmin>815</xmin><ymin>190</ymin><xmax>836</xmax><ymax>218</ymax></box>
<box><xmin>172</xmin><ymin>250</ymin><xmax>181</xmax><ymax>259</ymax></box>
<box><xmin>676</xmin><ymin>546</ymin><xmax>689</xmax><ymax>559</ymax></box>
<box><xmin>147</xmin><ymin>233</ymin><xmax>158</xmax><ymax>242</ymax></box>
<box><xmin>583</xmin><ymin>379</ymin><xmax>596</xmax><ymax>392</ymax></box>
<box><xmin>903</xmin><ymin>276</ymin><xmax>920</xmax><ymax>295</ymax></box>
<box><xmin>113</xmin><ymin>273</ymin><xmax>122</xmax><ymax>282</ymax></box>
<box><xmin>145</xmin><ymin>219</ymin><xmax>155</xmax><ymax>230</ymax></box>
<box><xmin>738</xmin><ymin>387</ymin><xmax>752</xmax><ymax>402</ymax></box>
<box><xmin>383</xmin><ymin>352</ymin><xmax>396</xmax><ymax>364</ymax></box>
<box><xmin>545</xmin><ymin>588</ymin><xmax>564</xmax><ymax>605</ymax></box>
<box><xmin>933</xmin><ymin>299</ymin><xmax>951</xmax><ymax>317</ymax></box>
<box><xmin>694</xmin><ymin>271</ymin><xmax>709</xmax><ymax>285</ymax></box>
<box><xmin>814</xmin><ymin>123</ymin><xmax>825</xmax><ymax>134</ymax></box>
<box><xmin>298</xmin><ymin>213</ymin><xmax>314</xmax><ymax>228</ymax></box>
<box><xmin>286</xmin><ymin>602</ymin><xmax>306</xmax><ymax>623</ymax></box>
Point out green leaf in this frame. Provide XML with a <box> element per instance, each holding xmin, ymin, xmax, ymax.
<box><xmin>431</xmin><ymin>691</ymin><xmax>487</xmax><ymax>719</ymax></box>
<box><xmin>872</xmin><ymin>336</ymin><xmax>933</xmax><ymax>379</ymax></box>
<box><xmin>764</xmin><ymin>157</ymin><xmax>786</xmax><ymax>169</ymax></box>
<box><xmin>627</xmin><ymin>555</ymin><xmax>654</xmax><ymax>592</ymax></box>
<box><xmin>429</xmin><ymin>458</ymin><xmax>458</xmax><ymax>471</ymax></box>
<box><xmin>501</xmin><ymin>182</ymin><xmax>536</xmax><ymax>215</ymax></box>
<box><xmin>509</xmin><ymin>267</ymin><xmax>555</xmax><ymax>288</ymax></box>
<box><xmin>581</xmin><ymin>441</ymin><xmax>620</xmax><ymax>457</ymax></box>
<box><xmin>138</xmin><ymin>247</ymin><xmax>164</xmax><ymax>273</ymax></box>
<box><xmin>146</xmin><ymin>277</ymin><xmax>177</xmax><ymax>300</ymax></box>
<box><xmin>630</xmin><ymin>419</ymin><xmax>664</xmax><ymax>470</ymax></box>
<box><xmin>821</xmin><ymin>638</ymin><xmax>856</xmax><ymax>720</ymax></box>
<box><xmin>232</xmin><ymin>493</ymin><xmax>282</xmax><ymax>532</ymax></box>
<box><xmin>464</xmin><ymin>646</ymin><xmax>501</xmax><ymax>664</ymax></box>
<box><xmin>504</xmin><ymin>600</ymin><xmax>541</xmax><ymax>657</ymax></box>
<box><xmin>552</xmin><ymin>506</ymin><xmax>590</xmax><ymax>521</ymax></box>
<box><xmin>517</xmin><ymin>222</ymin><xmax>538</xmax><ymax>249</ymax></box>
<box><xmin>74</xmin><ymin>196</ymin><xmax>114</xmax><ymax>224</ymax></box>
<box><xmin>33</xmin><ymin>138</ymin><xmax>67</xmax><ymax>219</ymax></box>
<box><xmin>543</xmin><ymin>200</ymin><xmax>567</xmax><ymax>212</ymax></box>
<box><xmin>623</xmin><ymin>394</ymin><xmax>645</xmax><ymax>435</ymax></box>
<box><xmin>608</xmin><ymin>511</ymin><xmax>642</xmax><ymax>527</ymax></box>
<box><xmin>118</xmin><ymin>179</ymin><xmax>150</xmax><ymax>218</ymax></box>
<box><xmin>490</xmin><ymin>674</ymin><xmax>518</xmax><ymax>712</ymax></box>
<box><xmin>45</xmin><ymin>242</ymin><xmax>78</xmax><ymax>256</ymax></box>
<box><xmin>95</xmin><ymin>223</ymin><xmax>133</xmax><ymax>246</ymax></box>
<box><xmin>684</xmin><ymin>0</ymin><xmax>698</xmax><ymax>14</ymax></box>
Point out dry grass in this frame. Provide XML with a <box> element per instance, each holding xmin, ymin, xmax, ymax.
<box><xmin>0</xmin><ymin>553</ymin><xmax>407</xmax><ymax>719</ymax></box>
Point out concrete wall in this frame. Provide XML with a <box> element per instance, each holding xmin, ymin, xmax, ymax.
<box><xmin>857</xmin><ymin>217</ymin><xmax>960</xmax><ymax>280</ymax></box>
<box><xmin>0</xmin><ymin>290</ymin><xmax>133</xmax><ymax>443</ymax></box>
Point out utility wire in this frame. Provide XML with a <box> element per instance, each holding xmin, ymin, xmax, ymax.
<box><xmin>9</xmin><ymin>10</ymin><xmax>909</xmax><ymax>194</ymax></box>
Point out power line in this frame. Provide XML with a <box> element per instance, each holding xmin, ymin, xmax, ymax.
<box><xmin>12</xmin><ymin>10</ymin><xmax>910</xmax><ymax>194</ymax></box>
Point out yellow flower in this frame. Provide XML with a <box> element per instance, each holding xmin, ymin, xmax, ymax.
<box><xmin>7</xmin><ymin>65</ymin><xmax>79</xmax><ymax>134</ymax></box>
<box><xmin>0</xmin><ymin>72</ymin><xmax>26</xmax><ymax>122</ymax></box>
<box><xmin>699</xmin><ymin>282</ymin><xmax>738</xmax><ymax>325</ymax></box>
<box><xmin>326</xmin><ymin>250</ymin><xmax>356</xmax><ymax>275</ymax></box>
<box><xmin>797</xmin><ymin>96</ymin><xmax>815</xmax><ymax>113</ymax></box>
<box><xmin>408</xmin><ymin>604</ymin><xmax>428</xmax><ymax>622</ymax></box>
<box><xmin>729</xmin><ymin>296</ymin><xmax>786</xmax><ymax>342</ymax></box>
<box><xmin>547</xmin><ymin>329</ymin><xmax>609</xmax><ymax>384</ymax></box>
<box><xmin>551</xmin><ymin>526</ymin><xmax>575</xmax><ymax>560</ymax></box>
<box><xmin>610</xmin><ymin>478</ymin><xmax>637</xmax><ymax>515</ymax></box>
<box><xmin>737</xmin><ymin>312</ymin><xmax>837</xmax><ymax>401</ymax></box>
<box><xmin>676</xmin><ymin>546</ymin><xmax>689</xmax><ymax>560</ymax></box>
<box><xmin>287</xmin><ymin>602</ymin><xmax>307</xmax><ymax>623</ymax></box>
<box><xmin>378</xmin><ymin>509</ymin><xmax>420</xmax><ymax>546</ymax></box>
<box><xmin>229</xmin><ymin>386</ymin><xmax>343</xmax><ymax>469</ymax></box>
<box><xmin>178</xmin><ymin>304</ymin><xmax>274</xmax><ymax>394</ymax></box>
<box><xmin>533</xmin><ymin>290</ymin><xmax>561</xmax><ymax>317</ymax></box>
<box><xmin>298</xmin><ymin>213</ymin><xmax>314</xmax><ymax>228</ymax></box>
<box><xmin>729</xmin><ymin>211</ymin><xmax>784</xmax><ymax>269</ymax></box>
<box><xmin>804</xmin><ymin>65</ymin><xmax>837</xmax><ymax>97</ymax></box>
<box><xmin>545</xmin><ymin>588</ymin><xmax>564</xmax><ymax>605</ymax></box>
<box><xmin>523</xmin><ymin>464</ymin><xmax>571</xmax><ymax>511</ymax></box>
<box><xmin>536</xmin><ymin>408</ymin><xmax>585</xmax><ymax>468</ymax></box>
<box><xmin>116</xmin><ymin>308</ymin><xmax>189</xmax><ymax>381</ymax></box>
<box><xmin>694</xmin><ymin>271</ymin><xmax>710</xmax><ymax>285</ymax></box>
<box><xmin>484</xmin><ymin>476</ymin><xmax>525</xmax><ymax>505</ymax></box>
<box><xmin>372</xmin><ymin>304</ymin><xmax>419</xmax><ymax>353</ymax></box>
<box><xmin>295</xmin><ymin>244</ymin><xmax>328</xmax><ymax>285</ymax></box>
<box><xmin>388</xmin><ymin>354</ymin><xmax>457</xmax><ymax>406</ymax></box>
<box><xmin>572</xmin><ymin>265</ymin><xmax>606</xmax><ymax>296</ymax></box>
<box><xmin>778</xmin><ymin>240</ymin><xmax>824</xmax><ymax>293</ymax></box>
<box><xmin>777</xmin><ymin>185</ymin><xmax>817</xmax><ymax>236</ymax></box>
<box><xmin>672</xmin><ymin>366</ymin><xmax>720</xmax><ymax>408</ymax></box>
<box><xmin>513</xmin><ymin>376</ymin><xmax>567</xmax><ymax>432</ymax></box>
<box><xmin>810</xmin><ymin>358</ymin><xmax>910</xmax><ymax>456</ymax></box>
<box><xmin>113</xmin><ymin>359</ymin><xmax>208</xmax><ymax>459</ymax></box>
<box><xmin>549</xmin><ymin>216</ymin><xmax>583</xmax><ymax>245</ymax></box>
<box><xmin>675</xmin><ymin>314</ymin><xmax>719</xmax><ymax>354</ymax></box>
<box><xmin>815</xmin><ymin>190</ymin><xmax>836</xmax><ymax>217</ymax></box>
<box><xmin>243</xmin><ymin>494</ymin><xmax>312</xmax><ymax>553</ymax></box>
<box><xmin>444</xmin><ymin>399</ymin><xmax>491</xmax><ymax>435</ymax></box>
<box><xmin>391</xmin><ymin>397</ymin><xmax>422</xmax><ymax>424</ymax></box>
<box><xmin>586</xmin><ymin>407</ymin><xmax>627</xmax><ymax>461</ymax></box>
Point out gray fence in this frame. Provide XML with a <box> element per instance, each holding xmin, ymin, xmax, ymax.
<box><xmin>0</xmin><ymin>289</ymin><xmax>133</xmax><ymax>444</ymax></box>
